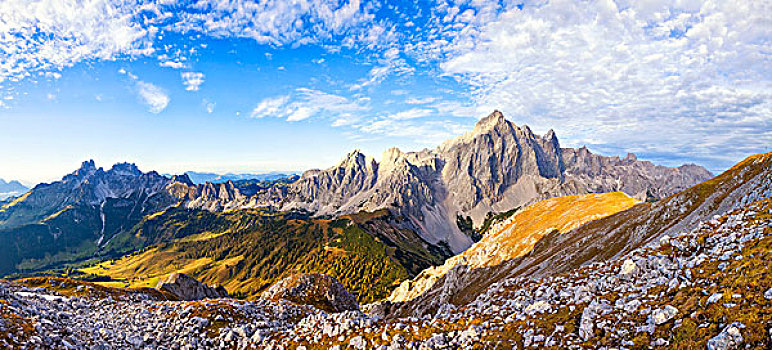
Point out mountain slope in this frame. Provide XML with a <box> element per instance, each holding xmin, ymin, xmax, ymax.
<box><xmin>76</xmin><ymin>207</ymin><xmax>453</xmax><ymax>304</ymax></box>
<box><xmin>382</xmin><ymin>192</ymin><xmax>639</xmax><ymax>316</ymax></box>
<box><xmin>0</xmin><ymin>161</ymin><xmax>177</xmax><ymax>274</ymax></box>
<box><xmin>378</xmin><ymin>152</ymin><xmax>771</xmax><ymax>317</ymax></box>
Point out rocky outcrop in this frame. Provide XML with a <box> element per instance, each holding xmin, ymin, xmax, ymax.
<box><xmin>155</xmin><ymin>273</ymin><xmax>228</xmax><ymax>301</ymax></box>
<box><xmin>707</xmin><ymin>323</ymin><xmax>745</xmax><ymax>350</ymax></box>
<box><xmin>261</xmin><ymin>273</ymin><xmax>359</xmax><ymax>313</ymax></box>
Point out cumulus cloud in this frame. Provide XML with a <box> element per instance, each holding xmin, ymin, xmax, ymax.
<box><xmin>426</xmin><ymin>0</ymin><xmax>772</xmax><ymax>169</ymax></box>
<box><xmin>0</xmin><ymin>0</ymin><xmax>378</xmax><ymax>84</ymax></box>
<box><xmin>159</xmin><ymin>60</ymin><xmax>186</xmax><ymax>69</ymax></box>
<box><xmin>251</xmin><ymin>95</ymin><xmax>290</xmax><ymax>119</ymax></box>
<box><xmin>358</xmin><ymin>118</ymin><xmax>469</xmax><ymax>145</ymax></box>
<box><xmin>136</xmin><ymin>80</ymin><xmax>169</xmax><ymax>114</ymax></box>
<box><xmin>164</xmin><ymin>0</ymin><xmax>373</xmax><ymax>46</ymax></box>
<box><xmin>251</xmin><ymin>88</ymin><xmax>368</xmax><ymax>125</ymax></box>
<box><xmin>121</xmin><ymin>69</ymin><xmax>169</xmax><ymax>114</ymax></box>
<box><xmin>0</xmin><ymin>0</ymin><xmax>153</xmax><ymax>83</ymax></box>
<box><xmin>1</xmin><ymin>0</ymin><xmax>769</xmax><ymax>169</ymax></box>
<box><xmin>181</xmin><ymin>72</ymin><xmax>204</xmax><ymax>91</ymax></box>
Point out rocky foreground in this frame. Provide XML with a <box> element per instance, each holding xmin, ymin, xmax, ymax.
<box><xmin>2</xmin><ymin>198</ymin><xmax>771</xmax><ymax>349</ymax></box>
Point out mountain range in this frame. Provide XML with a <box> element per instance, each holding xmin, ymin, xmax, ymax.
<box><xmin>177</xmin><ymin>171</ymin><xmax>299</xmax><ymax>185</ymax></box>
<box><xmin>0</xmin><ymin>111</ymin><xmax>713</xmax><ymax>296</ymax></box>
<box><xmin>177</xmin><ymin>111</ymin><xmax>713</xmax><ymax>253</ymax></box>
<box><xmin>0</xmin><ymin>150</ymin><xmax>769</xmax><ymax>349</ymax></box>
<box><xmin>0</xmin><ymin>111</ymin><xmax>770</xmax><ymax>349</ymax></box>
<box><xmin>0</xmin><ymin>179</ymin><xmax>28</xmax><ymax>200</ymax></box>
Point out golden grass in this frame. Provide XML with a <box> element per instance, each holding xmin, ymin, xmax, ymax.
<box><xmin>0</xmin><ymin>191</ymin><xmax>30</xmax><ymax>210</ymax></box>
<box><xmin>80</xmin><ymin>248</ymin><xmax>215</xmax><ymax>289</ymax></box>
<box><xmin>175</xmin><ymin>231</ymin><xmax>227</xmax><ymax>242</ymax></box>
<box><xmin>467</xmin><ymin>192</ymin><xmax>639</xmax><ymax>267</ymax></box>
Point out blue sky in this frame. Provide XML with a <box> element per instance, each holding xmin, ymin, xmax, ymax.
<box><xmin>1</xmin><ymin>0</ymin><xmax>770</xmax><ymax>185</ymax></box>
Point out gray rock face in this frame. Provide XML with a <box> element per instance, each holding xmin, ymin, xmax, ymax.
<box><xmin>707</xmin><ymin>323</ymin><xmax>745</xmax><ymax>350</ymax></box>
<box><xmin>619</xmin><ymin>259</ymin><xmax>639</xmax><ymax>279</ymax></box>
<box><xmin>648</xmin><ymin>305</ymin><xmax>678</xmax><ymax>325</ymax></box>
<box><xmin>261</xmin><ymin>273</ymin><xmax>359</xmax><ymax>313</ymax></box>
<box><xmin>156</xmin><ymin>273</ymin><xmax>228</xmax><ymax>301</ymax></box>
<box><xmin>181</xmin><ymin>111</ymin><xmax>712</xmax><ymax>253</ymax></box>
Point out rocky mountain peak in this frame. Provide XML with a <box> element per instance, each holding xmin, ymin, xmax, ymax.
<box><xmin>544</xmin><ymin>128</ymin><xmax>558</xmax><ymax>142</ymax></box>
<box><xmin>170</xmin><ymin>174</ymin><xmax>194</xmax><ymax>186</ymax></box>
<box><xmin>473</xmin><ymin>110</ymin><xmax>510</xmax><ymax>133</ymax></box>
<box><xmin>337</xmin><ymin>149</ymin><xmax>368</xmax><ymax>168</ymax></box>
<box><xmin>72</xmin><ymin>160</ymin><xmax>97</xmax><ymax>177</ymax></box>
<box><xmin>109</xmin><ymin>162</ymin><xmax>142</xmax><ymax>176</ymax></box>
<box><xmin>61</xmin><ymin>160</ymin><xmax>99</xmax><ymax>183</ymax></box>
<box><xmin>381</xmin><ymin>147</ymin><xmax>405</xmax><ymax>167</ymax></box>
<box><xmin>181</xmin><ymin>110</ymin><xmax>711</xmax><ymax>255</ymax></box>
<box><xmin>80</xmin><ymin>159</ymin><xmax>96</xmax><ymax>171</ymax></box>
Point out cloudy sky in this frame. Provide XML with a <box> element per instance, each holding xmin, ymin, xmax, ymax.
<box><xmin>0</xmin><ymin>0</ymin><xmax>770</xmax><ymax>185</ymax></box>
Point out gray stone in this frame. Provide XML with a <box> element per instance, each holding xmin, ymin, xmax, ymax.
<box><xmin>261</xmin><ymin>273</ymin><xmax>359</xmax><ymax>313</ymax></box>
<box><xmin>707</xmin><ymin>323</ymin><xmax>744</xmax><ymax>350</ymax></box>
<box><xmin>155</xmin><ymin>273</ymin><xmax>228</xmax><ymax>301</ymax></box>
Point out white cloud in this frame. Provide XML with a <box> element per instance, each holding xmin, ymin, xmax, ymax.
<box><xmin>382</xmin><ymin>108</ymin><xmax>434</xmax><ymax>120</ymax></box>
<box><xmin>181</xmin><ymin>72</ymin><xmax>204</xmax><ymax>91</ymax></box>
<box><xmin>349</xmin><ymin>47</ymin><xmax>414</xmax><ymax>90</ymax></box>
<box><xmin>0</xmin><ymin>0</ymin><xmax>381</xmax><ymax>85</ymax></box>
<box><xmin>251</xmin><ymin>95</ymin><xmax>290</xmax><ymax>118</ymax></box>
<box><xmin>405</xmin><ymin>97</ymin><xmax>438</xmax><ymax>105</ymax></box>
<box><xmin>0</xmin><ymin>0</ymin><xmax>153</xmax><ymax>83</ymax></box>
<box><xmin>203</xmin><ymin>99</ymin><xmax>215</xmax><ymax>114</ymax></box>
<box><xmin>251</xmin><ymin>88</ymin><xmax>368</xmax><ymax>125</ymax></box>
<box><xmin>426</xmin><ymin>0</ymin><xmax>772</xmax><ymax>169</ymax></box>
<box><xmin>165</xmin><ymin>0</ymin><xmax>373</xmax><ymax>46</ymax></box>
<box><xmin>160</xmin><ymin>60</ymin><xmax>186</xmax><ymax>69</ymax></box>
<box><xmin>136</xmin><ymin>80</ymin><xmax>169</xmax><ymax>114</ymax></box>
<box><xmin>121</xmin><ymin>69</ymin><xmax>170</xmax><ymax>113</ymax></box>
